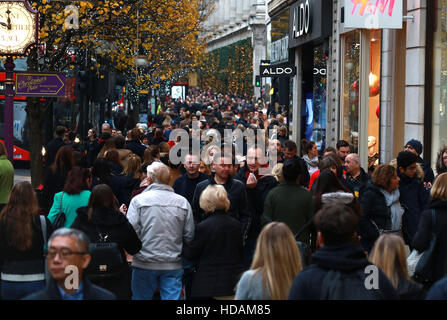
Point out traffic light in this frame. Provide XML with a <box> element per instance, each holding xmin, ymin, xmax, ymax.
<box><xmin>255</xmin><ymin>75</ymin><xmax>261</xmax><ymax>87</ymax></box>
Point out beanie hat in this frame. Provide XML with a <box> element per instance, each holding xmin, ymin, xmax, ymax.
<box><xmin>397</xmin><ymin>151</ymin><xmax>419</xmax><ymax>169</ymax></box>
<box><xmin>405</xmin><ymin>139</ymin><xmax>423</xmax><ymax>155</ymax></box>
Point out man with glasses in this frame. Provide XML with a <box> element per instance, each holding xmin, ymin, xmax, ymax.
<box><xmin>23</xmin><ymin>228</ymin><xmax>115</xmax><ymax>300</ymax></box>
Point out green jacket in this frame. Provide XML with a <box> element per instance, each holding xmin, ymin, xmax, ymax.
<box><xmin>48</xmin><ymin>190</ymin><xmax>91</xmax><ymax>228</ymax></box>
<box><xmin>0</xmin><ymin>155</ymin><xmax>14</xmax><ymax>204</ymax></box>
<box><xmin>263</xmin><ymin>182</ymin><xmax>315</xmax><ymax>244</ymax></box>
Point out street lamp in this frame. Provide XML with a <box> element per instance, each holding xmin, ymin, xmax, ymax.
<box><xmin>135</xmin><ymin>54</ymin><xmax>148</xmax><ymax>68</ymax></box>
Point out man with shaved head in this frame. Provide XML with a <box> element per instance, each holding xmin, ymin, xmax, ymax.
<box><xmin>344</xmin><ymin>153</ymin><xmax>370</xmax><ymax>198</ymax></box>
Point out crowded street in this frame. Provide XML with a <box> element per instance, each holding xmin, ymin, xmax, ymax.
<box><xmin>0</xmin><ymin>0</ymin><xmax>446</xmax><ymax>305</ymax></box>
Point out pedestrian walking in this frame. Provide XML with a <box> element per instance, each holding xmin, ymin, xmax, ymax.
<box><xmin>0</xmin><ymin>182</ymin><xmax>53</xmax><ymax>299</ymax></box>
<box><xmin>359</xmin><ymin>164</ymin><xmax>404</xmax><ymax>253</ymax></box>
<box><xmin>288</xmin><ymin>203</ymin><xmax>398</xmax><ymax>300</ymax></box>
<box><xmin>71</xmin><ymin>184</ymin><xmax>142</xmax><ymax>299</ymax></box>
<box><xmin>369</xmin><ymin>234</ymin><xmax>425</xmax><ymax>299</ymax></box>
<box><xmin>116</xmin><ymin>154</ymin><xmax>142</xmax><ymax>208</ymax></box>
<box><xmin>23</xmin><ymin>228</ymin><xmax>116</xmax><ymax>300</ymax></box>
<box><xmin>404</xmin><ymin>139</ymin><xmax>435</xmax><ymax>186</ymax></box>
<box><xmin>0</xmin><ymin>141</ymin><xmax>14</xmax><ymax>212</ymax></box>
<box><xmin>126</xmin><ymin>162</ymin><xmax>194</xmax><ymax>300</ymax></box>
<box><xmin>435</xmin><ymin>146</ymin><xmax>447</xmax><ymax>178</ymax></box>
<box><xmin>235</xmin><ymin>222</ymin><xmax>302</xmax><ymax>300</ymax></box>
<box><xmin>41</xmin><ymin>145</ymin><xmax>75</xmax><ymax>214</ymax></box>
<box><xmin>47</xmin><ymin>167</ymin><xmax>91</xmax><ymax>228</ymax></box>
<box><xmin>412</xmin><ymin>173</ymin><xmax>447</xmax><ymax>285</ymax></box>
<box><xmin>301</xmin><ymin>139</ymin><xmax>319</xmax><ymax>177</ymax></box>
<box><xmin>45</xmin><ymin>126</ymin><xmax>67</xmax><ymax>168</ymax></box>
<box><xmin>182</xmin><ymin>185</ymin><xmax>244</xmax><ymax>299</ymax></box>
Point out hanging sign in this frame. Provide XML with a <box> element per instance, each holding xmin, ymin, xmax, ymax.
<box><xmin>260</xmin><ymin>63</ymin><xmax>297</xmax><ymax>78</ymax></box>
<box><xmin>344</xmin><ymin>0</ymin><xmax>403</xmax><ymax>29</ymax></box>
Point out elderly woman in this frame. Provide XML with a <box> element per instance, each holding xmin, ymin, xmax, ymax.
<box><xmin>359</xmin><ymin>164</ymin><xmax>404</xmax><ymax>253</ymax></box>
<box><xmin>182</xmin><ymin>184</ymin><xmax>244</xmax><ymax>300</ymax></box>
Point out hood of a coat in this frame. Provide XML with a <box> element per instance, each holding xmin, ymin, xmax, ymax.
<box><xmin>321</xmin><ymin>191</ymin><xmax>354</xmax><ymax>205</ymax></box>
<box><xmin>429</xmin><ymin>198</ymin><xmax>447</xmax><ymax>211</ymax></box>
<box><xmin>76</xmin><ymin>206</ymin><xmax>128</xmax><ymax>226</ymax></box>
<box><xmin>311</xmin><ymin>243</ymin><xmax>370</xmax><ymax>272</ymax></box>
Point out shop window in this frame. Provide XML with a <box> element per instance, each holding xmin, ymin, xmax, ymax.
<box><xmin>341</xmin><ymin>31</ymin><xmax>360</xmax><ymax>153</ymax></box>
<box><xmin>432</xmin><ymin>1</ymin><xmax>447</xmax><ymax>169</ymax></box>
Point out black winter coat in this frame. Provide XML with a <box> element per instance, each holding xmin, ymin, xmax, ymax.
<box><xmin>418</xmin><ymin>157</ymin><xmax>435</xmax><ymax>184</ymax></box>
<box><xmin>192</xmin><ymin>174</ymin><xmax>250</xmax><ymax>236</ymax></box>
<box><xmin>71</xmin><ymin>206</ymin><xmax>142</xmax><ymax>256</ymax></box>
<box><xmin>413</xmin><ymin>199</ymin><xmax>447</xmax><ymax>283</ymax></box>
<box><xmin>288</xmin><ymin>243</ymin><xmax>398</xmax><ymax>300</ymax></box>
<box><xmin>358</xmin><ymin>181</ymin><xmax>390</xmax><ymax>252</ymax></box>
<box><xmin>233</xmin><ymin>167</ymin><xmax>278</xmax><ymax>238</ymax></box>
<box><xmin>398</xmin><ymin>173</ymin><xmax>430</xmax><ymax>240</ymax></box>
<box><xmin>182</xmin><ymin>210</ymin><xmax>244</xmax><ymax>298</ymax></box>
<box><xmin>344</xmin><ymin>168</ymin><xmax>370</xmax><ymax>197</ymax></box>
<box><xmin>23</xmin><ymin>278</ymin><xmax>116</xmax><ymax>300</ymax></box>
<box><xmin>396</xmin><ymin>277</ymin><xmax>426</xmax><ymax>300</ymax></box>
<box><xmin>125</xmin><ymin>140</ymin><xmax>146</xmax><ymax>160</ymax></box>
<box><xmin>45</xmin><ymin>137</ymin><xmax>66</xmax><ymax>167</ymax></box>
<box><xmin>41</xmin><ymin>168</ymin><xmax>69</xmax><ymax>214</ymax></box>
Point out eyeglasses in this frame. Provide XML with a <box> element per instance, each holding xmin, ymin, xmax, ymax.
<box><xmin>45</xmin><ymin>249</ymin><xmax>88</xmax><ymax>260</ymax></box>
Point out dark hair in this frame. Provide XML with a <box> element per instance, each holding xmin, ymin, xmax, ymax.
<box><xmin>87</xmin><ymin>184</ymin><xmax>119</xmax><ymax>221</ymax></box>
<box><xmin>56</xmin><ymin>126</ymin><xmax>67</xmax><ymax>137</ymax></box>
<box><xmin>52</xmin><ymin>145</ymin><xmax>75</xmax><ymax>174</ymax></box>
<box><xmin>435</xmin><ymin>146</ymin><xmax>447</xmax><ymax>175</ymax></box>
<box><xmin>397</xmin><ymin>151</ymin><xmax>419</xmax><ymax>169</ymax></box>
<box><xmin>91</xmin><ymin>158</ymin><xmax>112</xmax><ymax>186</ymax></box>
<box><xmin>114</xmin><ymin>135</ymin><xmax>126</xmax><ymax>149</ymax></box>
<box><xmin>105</xmin><ymin>149</ymin><xmax>124</xmax><ymax>168</ymax></box>
<box><xmin>284</xmin><ymin>140</ymin><xmax>297</xmax><ymax>151</ymax></box>
<box><xmin>301</xmin><ymin>139</ymin><xmax>315</xmax><ymax>155</ymax></box>
<box><xmin>0</xmin><ymin>140</ymin><xmax>6</xmax><ymax>156</ymax></box>
<box><xmin>314</xmin><ymin>203</ymin><xmax>359</xmax><ymax>246</ymax></box>
<box><xmin>101</xmin><ymin>132</ymin><xmax>111</xmax><ymax>140</ymax></box>
<box><xmin>323</xmin><ymin>146</ymin><xmax>337</xmax><ymax>155</ymax></box>
<box><xmin>130</xmin><ymin>128</ymin><xmax>141</xmax><ymax>140</ymax></box>
<box><xmin>63</xmin><ymin>166</ymin><xmax>91</xmax><ymax>194</ymax></box>
<box><xmin>282</xmin><ymin>159</ymin><xmax>301</xmax><ymax>182</ymax></box>
<box><xmin>313</xmin><ymin>170</ymin><xmax>352</xmax><ymax>211</ymax></box>
<box><xmin>0</xmin><ymin>182</ymin><xmax>39</xmax><ymax>250</ymax></box>
<box><xmin>144</xmin><ymin>145</ymin><xmax>160</xmax><ymax>165</ymax></box>
<box><xmin>336</xmin><ymin>140</ymin><xmax>350</xmax><ymax>149</ymax></box>
<box><xmin>319</xmin><ymin>154</ymin><xmax>343</xmax><ymax>177</ymax></box>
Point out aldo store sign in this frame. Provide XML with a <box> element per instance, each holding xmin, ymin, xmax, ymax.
<box><xmin>260</xmin><ymin>63</ymin><xmax>297</xmax><ymax>78</ymax></box>
<box><xmin>292</xmin><ymin>0</ymin><xmax>311</xmax><ymax>39</ymax></box>
<box><xmin>289</xmin><ymin>0</ymin><xmax>332</xmax><ymax>48</ymax></box>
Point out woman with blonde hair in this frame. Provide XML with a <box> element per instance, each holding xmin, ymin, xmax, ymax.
<box><xmin>235</xmin><ymin>222</ymin><xmax>302</xmax><ymax>300</ymax></box>
<box><xmin>117</xmin><ymin>154</ymin><xmax>142</xmax><ymax>208</ymax></box>
<box><xmin>182</xmin><ymin>184</ymin><xmax>244</xmax><ymax>299</ymax></box>
<box><xmin>369</xmin><ymin>234</ymin><xmax>425</xmax><ymax>299</ymax></box>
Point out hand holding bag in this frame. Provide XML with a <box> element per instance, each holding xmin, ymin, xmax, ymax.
<box><xmin>52</xmin><ymin>192</ymin><xmax>66</xmax><ymax>229</ymax></box>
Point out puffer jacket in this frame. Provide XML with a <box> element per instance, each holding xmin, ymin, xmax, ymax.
<box><xmin>126</xmin><ymin>183</ymin><xmax>195</xmax><ymax>270</ymax></box>
<box><xmin>321</xmin><ymin>191</ymin><xmax>355</xmax><ymax>206</ymax></box>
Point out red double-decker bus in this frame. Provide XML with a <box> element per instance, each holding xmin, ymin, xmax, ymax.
<box><xmin>0</xmin><ymin>72</ymin><xmax>30</xmax><ymax>161</ymax></box>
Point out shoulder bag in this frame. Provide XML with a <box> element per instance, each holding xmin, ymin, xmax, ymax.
<box><xmin>52</xmin><ymin>192</ymin><xmax>66</xmax><ymax>229</ymax></box>
<box><xmin>39</xmin><ymin>215</ymin><xmax>50</xmax><ymax>285</ymax></box>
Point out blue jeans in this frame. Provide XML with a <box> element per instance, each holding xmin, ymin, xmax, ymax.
<box><xmin>1</xmin><ymin>280</ymin><xmax>45</xmax><ymax>300</ymax></box>
<box><xmin>131</xmin><ymin>267</ymin><xmax>183</xmax><ymax>300</ymax></box>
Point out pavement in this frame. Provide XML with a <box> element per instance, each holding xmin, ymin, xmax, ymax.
<box><xmin>14</xmin><ymin>168</ymin><xmax>31</xmax><ymax>185</ymax></box>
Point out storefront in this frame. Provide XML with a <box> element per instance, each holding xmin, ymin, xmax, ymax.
<box><xmin>431</xmin><ymin>0</ymin><xmax>447</xmax><ymax>169</ymax></box>
<box><xmin>288</xmin><ymin>0</ymin><xmax>332</xmax><ymax>153</ymax></box>
<box><xmin>339</xmin><ymin>0</ymin><xmax>404</xmax><ymax>170</ymax></box>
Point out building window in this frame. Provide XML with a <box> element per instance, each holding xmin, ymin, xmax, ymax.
<box><xmin>432</xmin><ymin>1</ymin><xmax>447</xmax><ymax>169</ymax></box>
<box><xmin>341</xmin><ymin>30</ymin><xmax>360</xmax><ymax>153</ymax></box>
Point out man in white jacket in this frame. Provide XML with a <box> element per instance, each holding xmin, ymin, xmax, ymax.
<box><xmin>127</xmin><ymin>161</ymin><xmax>195</xmax><ymax>300</ymax></box>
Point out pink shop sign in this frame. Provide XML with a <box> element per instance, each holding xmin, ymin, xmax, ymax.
<box><xmin>344</xmin><ymin>0</ymin><xmax>403</xmax><ymax>29</ymax></box>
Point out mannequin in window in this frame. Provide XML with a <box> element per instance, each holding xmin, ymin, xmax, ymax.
<box><xmin>368</xmin><ymin>136</ymin><xmax>379</xmax><ymax>174</ymax></box>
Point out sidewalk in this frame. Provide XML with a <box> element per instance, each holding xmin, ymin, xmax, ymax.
<box><xmin>14</xmin><ymin>168</ymin><xmax>31</xmax><ymax>185</ymax></box>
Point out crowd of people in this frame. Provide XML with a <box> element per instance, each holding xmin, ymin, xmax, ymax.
<box><xmin>0</xmin><ymin>88</ymin><xmax>446</xmax><ymax>300</ymax></box>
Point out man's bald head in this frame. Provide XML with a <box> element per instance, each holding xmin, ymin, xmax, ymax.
<box><xmin>345</xmin><ymin>153</ymin><xmax>361</xmax><ymax>176</ymax></box>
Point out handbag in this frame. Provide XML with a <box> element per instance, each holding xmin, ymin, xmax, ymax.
<box><xmin>39</xmin><ymin>215</ymin><xmax>51</xmax><ymax>285</ymax></box>
<box><xmin>52</xmin><ymin>192</ymin><xmax>66</xmax><ymax>229</ymax></box>
<box><xmin>86</xmin><ymin>225</ymin><xmax>126</xmax><ymax>279</ymax></box>
<box><xmin>413</xmin><ymin>210</ymin><xmax>438</xmax><ymax>285</ymax></box>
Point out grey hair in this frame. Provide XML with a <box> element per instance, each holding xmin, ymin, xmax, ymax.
<box><xmin>48</xmin><ymin>228</ymin><xmax>90</xmax><ymax>253</ymax></box>
<box><xmin>348</xmin><ymin>153</ymin><xmax>360</xmax><ymax>164</ymax></box>
<box><xmin>146</xmin><ymin>161</ymin><xmax>170</xmax><ymax>185</ymax></box>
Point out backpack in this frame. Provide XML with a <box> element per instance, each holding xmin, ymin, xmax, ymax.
<box><xmin>320</xmin><ymin>269</ymin><xmax>385</xmax><ymax>300</ymax></box>
<box><xmin>86</xmin><ymin>226</ymin><xmax>126</xmax><ymax>279</ymax></box>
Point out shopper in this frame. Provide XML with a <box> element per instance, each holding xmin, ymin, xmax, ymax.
<box><xmin>235</xmin><ymin>222</ymin><xmax>302</xmax><ymax>300</ymax></box>
<box><xmin>0</xmin><ymin>182</ymin><xmax>53</xmax><ymax>299</ymax></box>
<box><xmin>0</xmin><ymin>141</ymin><xmax>14</xmax><ymax>212</ymax></box>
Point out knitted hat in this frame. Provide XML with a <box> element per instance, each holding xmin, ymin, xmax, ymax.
<box><xmin>397</xmin><ymin>151</ymin><xmax>419</xmax><ymax>169</ymax></box>
<box><xmin>405</xmin><ymin>139</ymin><xmax>423</xmax><ymax>155</ymax></box>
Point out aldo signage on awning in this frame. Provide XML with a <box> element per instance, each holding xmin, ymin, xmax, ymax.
<box><xmin>289</xmin><ymin>0</ymin><xmax>332</xmax><ymax>48</ymax></box>
<box><xmin>260</xmin><ymin>63</ymin><xmax>297</xmax><ymax>78</ymax></box>
<box><xmin>344</xmin><ymin>0</ymin><xmax>403</xmax><ymax>29</ymax></box>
